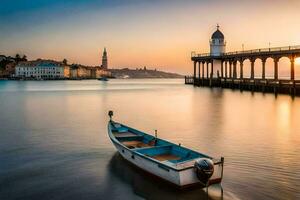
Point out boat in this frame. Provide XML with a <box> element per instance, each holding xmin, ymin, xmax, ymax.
<box><xmin>107</xmin><ymin>111</ymin><xmax>224</xmax><ymax>189</ymax></box>
<box><xmin>98</xmin><ymin>77</ymin><xmax>108</xmax><ymax>81</ymax></box>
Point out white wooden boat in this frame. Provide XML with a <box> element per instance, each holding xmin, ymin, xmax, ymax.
<box><xmin>107</xmin><ymin>111</ymin><xmax>224</xmax><ymax>189</ymax></box>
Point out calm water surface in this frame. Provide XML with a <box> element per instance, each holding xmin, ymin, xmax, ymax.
<box><xmin>0</xmin><ymin>79</ymin><xmax>299</xmax><ymax>200</ymax></box>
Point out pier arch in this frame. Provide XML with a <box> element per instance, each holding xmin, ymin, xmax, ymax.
<box><xmin>254</xmin><ymin>58</ymin><xmax>263</xmax><ymax>79</ymax></box>
<box><xmin>295</xmin><ymin>57</ymin><xmax>300</xmax><ymax>80</ymax></box>
<box><xmin>236</xmin><ymin>60</ymin><xmax>241</xmax><ymax>79</ymax></box>
<box><xmin>278</xmin><ymin>57</ymin><xmax>291</xmax><ymax>80</ymax></box>
<box><xmin>242</xmin><ymin>59</ymin><xmax>251</xmax><ymax>79</ymax></box>
<box><xmin>265</xmin><ymin>57</ymin><xmax>274</xmax><ymax>79</ymax></box>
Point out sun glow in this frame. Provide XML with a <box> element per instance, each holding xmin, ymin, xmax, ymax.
<box><xmin>295</xmin><ymin>58</ymin><xmax>300</xmax><ymax>65</ymax></box>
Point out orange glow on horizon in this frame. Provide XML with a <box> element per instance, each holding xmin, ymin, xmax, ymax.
<box><xmin>2</xmin><ymin>1</ymin><xmax>300</xmax><ymax>75</ymax></box>
<box><xmin>295</xmin><ymin>58</ymin><xmax>300</xmax><ymax>65</ymax></box>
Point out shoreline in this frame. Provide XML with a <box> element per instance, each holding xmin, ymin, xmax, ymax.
<box><xmin>0</xmin><ymin>77</ymin><xmax>185</xmax><ymax>81</ymax></box>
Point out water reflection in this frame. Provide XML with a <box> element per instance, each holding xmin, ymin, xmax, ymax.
<box><xmin>108</xmin><ymin>153</ymin><xmax>227</xmax><ymax>200</ymax></box>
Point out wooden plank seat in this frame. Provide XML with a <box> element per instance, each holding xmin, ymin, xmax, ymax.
<box><xmin>149</xmin><ymin>154</ymin><xmax>181</xmax><ymax>161</ymax></box>
<box><xmin>122</xmin><ymin>140</ymin><xmax>154</xmax><ymax>149</ymax></box>
<box><xmin>113</xmin><ymin>131</ymin><xmax>137</xmax><ymax>138</ymax></box>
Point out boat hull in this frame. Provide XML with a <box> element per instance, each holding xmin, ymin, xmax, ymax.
<box><xmin>110</xmin><ymin>137</ymin><xmax>202</xmax><ymax>188</ymax></box>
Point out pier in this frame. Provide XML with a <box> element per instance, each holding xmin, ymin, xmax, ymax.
<box><xmin>186</xmin><ymin>26</ymin><xmax>300</xmax><ymax>96</ymax></box>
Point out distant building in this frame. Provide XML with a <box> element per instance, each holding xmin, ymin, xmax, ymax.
<box><xmin>101</xmin><ymin>48</ymin><xmax>108</xmax><ymax>69</ymax></box>
<box><xmin>5</xmin><ymin>62</ymin><xmax>16</xmax><ymax>76</ymax></box>
<box><xmin>14</xmin><ymin>58</ymin><xmax>111</xmax><ymax>80</ymax></box>
<box><xmin>70</xmin><ymin>64</ymin><xmax>111</xmax><ymax>79</ymax></box>
<box><xmin>15</xmin><ymin>60</ymin><xmax>68</xmax><ymax>79</ymax></box>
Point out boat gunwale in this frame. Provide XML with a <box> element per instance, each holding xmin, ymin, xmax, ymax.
<box><xmin>108</xmin><ymin>121</ymin><xmax>214</xmax><ymax>172</ymax></box>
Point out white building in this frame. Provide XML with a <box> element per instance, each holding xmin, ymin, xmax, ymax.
<box><xmin>15</xmin><ymin>60</ymin><xmax>66</xmax><ymax>79</ymax></box>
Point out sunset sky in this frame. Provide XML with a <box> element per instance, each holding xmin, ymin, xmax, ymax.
<box><xmin>1</xmin><ymin>0</ymin><xmax>300</xmax><ymax>75</ymax></box>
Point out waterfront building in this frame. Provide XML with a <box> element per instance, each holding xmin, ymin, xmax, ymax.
<box><xmin>15</xmin><ymin>60</ymin><xmax>68</xmax><ymax>79</ymax></box>
<box><xmin>5</xmin><ymin>63</ymin><xmax>16</xmax><ymax>76</ymax></box>
<box><xmin>101</xmin><ymin>48</ymin><xmax>108</xmax><ymax>69</ymax></box>
<box><xmin>70</xmin><ymin>65</ymin><xmax>92</xmax><ymax>79</ymax></box>
<box><xmin>15</xmin><ymin>58</ymin><xmax>111</xmax><ymax>80</ymax></box>
<box><xmin>69</xmin><ymin>64</ymin><xmax>111</xmax><ymax>79</ymax></box>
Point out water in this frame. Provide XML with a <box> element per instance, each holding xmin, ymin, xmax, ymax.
<box><xmin>0</xmin><ymin>79</ymin><xmax>299</xmax><ymax>200</ymax></box>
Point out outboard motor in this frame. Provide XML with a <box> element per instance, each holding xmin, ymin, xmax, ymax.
<box><xmin>194</xmin><ymin>158</ymin><xmax>214</xmax><ymax>186</ymax></box>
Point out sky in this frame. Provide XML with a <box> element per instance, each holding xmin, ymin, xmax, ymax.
<box><xmin>1</xmin><ymin>0</ymin><xmax>300</xmax><ymax>75</ymax></box>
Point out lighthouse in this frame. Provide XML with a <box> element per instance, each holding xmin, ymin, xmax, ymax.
<box><xmin>209</xmin><ymin>25</ymin><xmax>226</xmax><ymax>78</ymax></box>
<box><xmin>210</xmin><ymin>25</ymin><xmax>226</xmax><ymax>56</ymax></box>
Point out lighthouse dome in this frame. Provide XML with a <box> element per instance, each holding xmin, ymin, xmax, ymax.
<box><xmin>211</xmin><ymin>29</ymin><xmax>224</xmax><ymax>40</ymax></box>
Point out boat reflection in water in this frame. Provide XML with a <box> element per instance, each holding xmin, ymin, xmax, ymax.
<box><xmin>108</xmin><ymin>153</ymin><xmax>230</xmax><ymax>200</ymax></box>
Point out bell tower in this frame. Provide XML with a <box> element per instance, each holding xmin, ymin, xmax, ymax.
<box><xmin>102</xmin><ymin>48</ymin><xmax>108</xmax><ymax>69</ymax></box>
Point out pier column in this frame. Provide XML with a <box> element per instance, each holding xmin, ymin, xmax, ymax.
<box><xmin>221</xmin><ymin>61</ymin><xmax>224</xmax><ymax>78</ymax></box>
<box><xmin>202</xmin><ymin>62</ymin><xmax>205</xmax><ymax>78</ymax></box>
<box><xmin>211</xmin><ymin>61</ymin><xmax>214</xmax><ymax>78</ymax></box>
<box><xmin>194</xmin><ymin>61</ymin><xmax>197</xmax><ymax>80</ymax></box>
<box><xmin>229</xmin><ymin>61</ymin><xmax>232</xmax><ymax>78</ymax></box>
<box><xmin>198</xmin><ymin>62</ymin><xmax>201</xmax><ymax>79</ymax></box>
<box><xmin>262</xmin><ymin>58</ymin><xmax>266</xmax><ymax>79</ymax></box>
<box><xmin>206</xmin><ymin>62</ymin><xmax>209</xmax><ymax>78</ymax></box>
<box><xmin>240</xmin><ymin>60</ymin><xmax>244</xmax><ymax>79</ymax></box>
<box><xmin>250</xmin><ymin>59</ymin><xmax>255</xmax><ymax>79</ymax></box>
<box><xmin>290</xmin><ymin>56</ymin><xmax>295</xmax><ymax>80</ymax></box>
<box><xmin>225</xmin><ymin>61</ymin><xmax>228</xmax><ymax>78</ymax></box>
<box><xmin>233</xmin><ymin>61</ymin><xmax>237</xmax><ymax>79</ymax></box>
<box><xmin>274</xmin><ymin>58</ymin><xmax>279</xmax><ymax>80</ymax></box>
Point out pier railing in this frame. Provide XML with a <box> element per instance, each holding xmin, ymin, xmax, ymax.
<box><xmin>191</xmin><ymin>45</ymin><xmax>300</xmax><ymax>58</ymax></box>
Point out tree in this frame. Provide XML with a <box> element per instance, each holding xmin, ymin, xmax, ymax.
<box><xmin>14</xmin><ymin>54</ymin><xmax>20</xmax><ymax>62</ymax></box>
<box><xmin>21</xmin><ymin>55</ymin><xmax>27</xmax><ymax>61</ymax></box>
<box><xmin>63</xmin><ymin>59</ymin><xmax>68</xmax><ymax>65</ymax></box>
<box><xmin>15</xmin><ymin>54</ymin><xmax>27</xmax><ymax>63</ymax></box>
<box><xmin>0</xmin><ymin>59</ymin><xmax>13</xmax><ymax>69</ymax></box>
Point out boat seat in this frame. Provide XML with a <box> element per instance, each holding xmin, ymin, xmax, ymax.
<box><xmin>169</xmin><ymin>152</ymin><xmax>195</xmax><ymax>163</ymax></box>
<box><xmin>122</xmin><ymin>140</ymin><xmax>154</xmax><ymax>149</ymax></box>
<box><xmin>149</xmin><ymin>154</ymin><xmax>181</xmax><ymax>161</ymax></box>
<box><xmin>113</xmin><ymin>131</ymin><xmax>137</xmax><ymax>137</ymax></box>
<box><xmin>112</xmin><ymin>123</ymin><xmax>128</xmax><ymax>133</ymax></box>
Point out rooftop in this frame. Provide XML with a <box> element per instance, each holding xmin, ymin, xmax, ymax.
<box><xmin>211</xmin><ymin>25</ymin><xmax>224</xmax><ymax>39</ymax></box>
<box><xmin>16</xmin><ymin>59</ymin><xmax>64</xmax><ymax>67</ymax></box>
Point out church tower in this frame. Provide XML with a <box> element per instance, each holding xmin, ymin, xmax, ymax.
<box><xmin>102</xmin><ymin>48</ymin><xmax>108</xmax><ymax>69</ymax></box>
